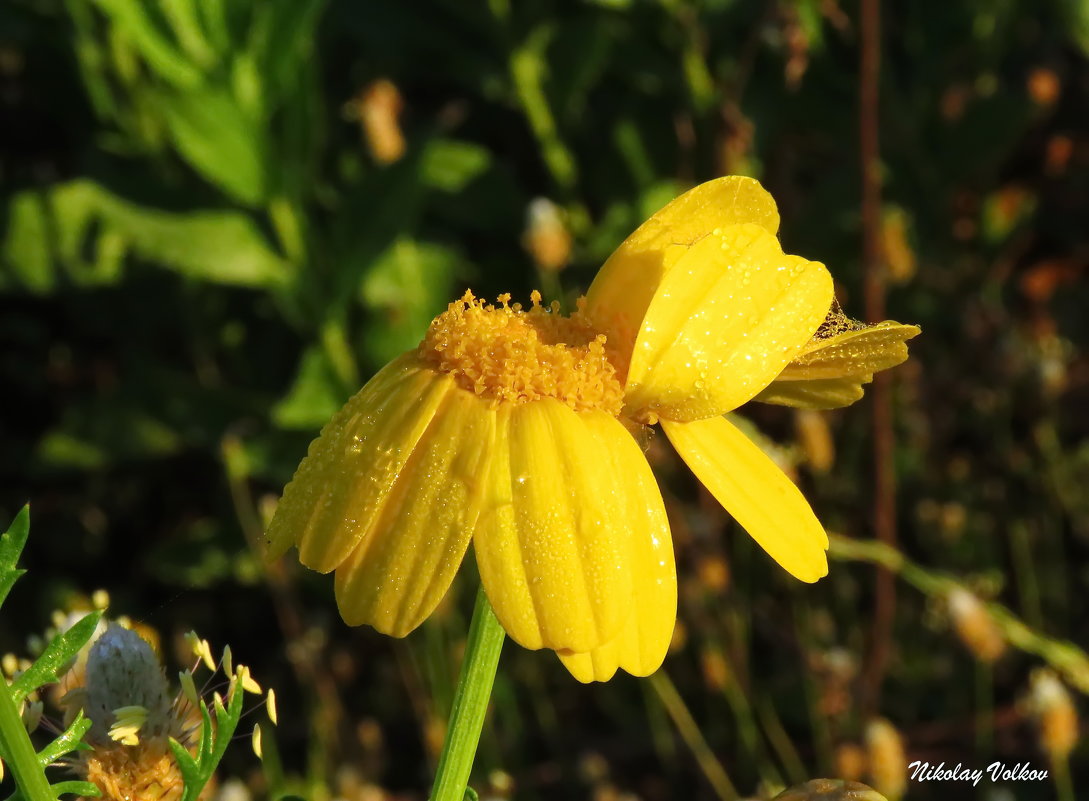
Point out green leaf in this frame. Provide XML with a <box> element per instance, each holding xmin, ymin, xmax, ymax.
<box><xmin>159</xmin><ymin>0</ymin><xmax>218</xmax><ymax>69</ymax></box>
<box><xmin>1060</xmin><ymin>0</ymin><xmax>1089</xmax><ymax>56</ymax></box>
<box><xmin>246</xmin><ymin>0</ymin><xmax>327</xmax><ymax>103</ymax></box>
<box><xmin>0</xmin><ymin>506</ymin><xmax>30</xmax><ymax>608</ymax></box>
<box><xmin>0</xmin><ymin>193</ymin><xmax>56</xmax><ymax>293</ymax></box>
<box><xmin>418</xmin><ymin>139</ymin><xmax>492</xmax><ymax>193</ymax></box>
<box><xmin>196</xmin><ymin>699</ymin><xmax>213</xmax><ymax>767</ymax></box>
<box><xmin>209</xmin><ymin>683</ymin><xmax>245</xmax><ymax>766</ymax></box>
<box><xmin>792</xmin><ymin>0</ymin><xmax>826</xmax><ymax>53</ymax></box>
<box><xmin>49</xmin><ymin>781</ymin><xmax>101</xmax><ymax>797</ymax></box>
<box><xmin>36</xmin><ymin>712</ymin><xmax>93</xmax><ymax>768</ymax></box>
<box><xmin>37</xmin><ymin>401</ymin><xmax>182</xmax><ymax>470</ymax></box>
<box><xmin>92</xmin><ymin>0</ymin><xmax>204</xmax><ymax>89</ymax></box>
<box><xmin>271</xmin><ymin>347</ymin><xmax>351</xmax><ymax>430</ymax></box>
<box><xmin>1</xmin><ymin>181</ymin><xmax>291</xmax><ymax>292</ymax></box>
<box><xmin>358</xmin><ymin>238</ymin><xmax>458</xmax><ymax>365</ymax></box>
<box><xmin>102</xmin><ymin>204</ymin><xmax>289</xmax><ymax>287</ymax></box>
<box><xmin>195</xmin><ymin>0</ymin><xmax>232</xmax><ymax>54</ymax></box>
<box><xmin>172</xmin><ymin>686</ymin><xmax>247</xmax><ymax>801</ymax></box>
<box><xmin>168</xmin><ymin>737</ymin><xmax>202</xmax><ymax>789</ymax></box>
<box><xmin>157</xmin><ymin>87</ymin><xmax>269</xmax><ymax>205</ymax></box>
<box><xmin>12</xmin><ymin>611</ymin><xmax>103</xmax><ymax>705</ymax></box>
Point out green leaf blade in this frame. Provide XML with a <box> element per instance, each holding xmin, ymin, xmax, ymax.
<box><xmin>12</xmin><ymin>611</ymin><xmax>103</xmax><ymax>705</ymax></box>
<box><xmin>36</xmin><ymin>712</ymin><xmax>93</xmax><ymax>768</ymax></box>
<box><xmin>0</xmin><ymin>505</ymin><xmax>30</xmax><ymax>607</ymax></box>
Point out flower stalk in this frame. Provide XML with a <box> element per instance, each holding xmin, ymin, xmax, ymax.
<box><xmin>429</xmin><ymin>587</ymin><xmax>505</xmax><ymax>801</ymax></box>
<box><xmin>0</xmin><ymin>672</ymin><xmax>54</xmax><ymax>801</ymax></box>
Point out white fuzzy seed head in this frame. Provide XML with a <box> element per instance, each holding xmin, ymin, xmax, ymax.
<box><xmin>84</xmin><ymin>626</ymin><xmax>172</xmax><ymax>743</ymax></box>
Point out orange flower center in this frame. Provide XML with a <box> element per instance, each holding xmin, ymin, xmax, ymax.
<box><xmin>419</xmin><ymin>290</ymin><xmax>624</xmax><ymax>415</ymax></box>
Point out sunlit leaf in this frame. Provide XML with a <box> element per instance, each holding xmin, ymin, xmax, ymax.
<box><xmin>12</xmin><ymin>611</ymin><xmax>103</xmax><ymax>705</ymax></box>
<box><xmin>92</xmin><ymin>0</ymin><xmax>204</xmax><ymax>88</ymax></box>
<box><xmin>0</xmin><ymin>506</ymin><xmax>29</xmax><ymax>608</ymax></box>
<box><xmin>35</xmin><ymin>712</ymin><xmax>93</xmax><ymax>767</ymax></box>
<box><xmin>157</xmin><ymin>87</ymin><xmax>269</xmax><ymax>205</ymax></box>
<box><xmin>418</xmin><ymin>139</ymin><xmax>492</xmax><ymax>193</ymax></box>
<box><xmin>1</xmin><ymin>181</ymin><xmax>290</xmax><ymax>292</ymax></box>
<box><xmin>49</xmin><ymin>781</ymin><xmax>102</xmax><ymax>798</ymax></box>
<box><xmin>246</xmin><ymin>0</ymin><xmax>327</xmax><ymax>102</ymax></box>
<box><xmin>358</xmin><ymin>238</ymin><xmax>459</xmax><ymax>365</ymax></box>
<box><xmin>272</xmin><ymin>347</ymin><xmax>352</xmax><ymax>430</ymax></box>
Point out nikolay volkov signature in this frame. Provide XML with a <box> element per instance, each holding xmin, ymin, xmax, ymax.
<box><xmin>909</xmin><ymin>760</ymin><xmax>1049</xmax><ymax>787</ymax></box>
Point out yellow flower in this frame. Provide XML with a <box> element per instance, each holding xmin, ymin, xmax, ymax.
<box><xmin>266</xmin><ymin>176</ymin><xmax>919</xmax><ymax>682</ymax></box>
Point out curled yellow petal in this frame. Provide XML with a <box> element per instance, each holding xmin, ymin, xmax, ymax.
<box><xmin>265</xmin><ymin>353</ymin><xmax>453</xmax><ymax>572</ymax></box>
<box><xmin>473</xmin><ymin>401</ymin><xmax>637</xmax><ymax>653</ymax></box>
<box><xmin>756</xmin><ymin>319</ymin><xmax>920</xmax><ymax>409</ymax></box>
<box><xmin>586</xmin><ymin>176</ymin><xmax>781</xmax><ymax>375</ymax></box>
<box><xmin>662</xmin><ymin>415</ymin><xmax>828</xmax><ymax>582</ymax></box>
<box><xmin>777</xmin><ymin>319</ymin><xmax>922</xmax><ymax>381</ymax></box>
<box><xmin>624</xmin><ymin>223</ymin><xmax>832</xmax><ymax>422</ymax></box>
<box><xmin>754</xmin><ymin>373</ymin><xmax>871</xmax><ymax>410</ymax></box>
<box><xmin>334</xmin><ymin>386</ymin><xmax>495</xmax><ymax>636</ymax></box>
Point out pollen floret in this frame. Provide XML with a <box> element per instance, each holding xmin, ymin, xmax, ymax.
<box><xmin>420</xmin><ymin>290</ymin><xmax>624</xmax><ymax>415</ymax></box>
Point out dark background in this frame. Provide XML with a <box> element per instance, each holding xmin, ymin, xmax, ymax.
<box><xmin>1</xmin><ymin>0</ymin><xmax>1087</xmax><ymax>799</ymax></box>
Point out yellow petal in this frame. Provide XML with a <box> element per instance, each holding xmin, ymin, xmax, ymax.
<box><xmin>558</xmin><ymin>415</ymin><xmax>676</xmax><ymax>683</ymax></box>
<box><xmin>662</xmin><ymin>415</ymin><xmax>828</xmax><ymax>582</ymax></box>
<box><xmin>624</xmin><ymin>223</ymin><xmax>832</xmax><ymax>422</ymax></box>
<box><xmin>473</xmin><ymin>400</ymin><xmax>638</xmax><ymax>653</ymax></box>
<box><xmin>585</xmin><ymin>177</ymin><xmax>781</xmax><ymax>374</ymax></box>
<box><xmin>753</xmin><ymin>373</ymin><xmax>871</xmax><ymax>410</ymax></box>
<box><xmin>333</xmin><ymin>386</ymin><xmax>495</xmax><ymax>636</ymax></box>
<box><xmin>265</xmin><ymin>353</ymin><xmax>453</xmax><ymax>572</ymax></box>
<box><xmin>777</xmin><ymin>320</ymin><xmax>921</xmax><ymax>381</ymax></box>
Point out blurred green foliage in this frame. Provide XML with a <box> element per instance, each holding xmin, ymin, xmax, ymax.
<box><xmin>2</xmin><ymin>0</ymin><xmax>1089</xmax><ymax>800</ymax></box>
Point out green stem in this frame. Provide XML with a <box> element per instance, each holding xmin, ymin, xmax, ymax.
<box><xmin>829</xmin><ymin>534</ymin><xmax>1089</xmax><ymax>695</ymax></box>
<box><xmin>649</xmin><ymin>671</ymin><xmax>739</xmax><ymax>801</ymax></box>
<box><xmin>1009</xmin><ymin>521</ymin><xmax>1043</xmax><ymax>628</ymax></box>
<box><xmin>429</xmin><ymin>587</ymin><xmax>506</xmax><ymax>801</ymax></box>
<box><xmin>974</xmin><ymin>662</ymin><xmax>993</xmax><ymax>756</ymax></box>
<box><xmin>1054</xmin><ymin>755</ymin><xmax>1075</xmax><ymax>801</ymax></box>
<box><xmin>0</xmin><ymin>676</ymin><xmax>54</xmax><ymax>801</ymax></box>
